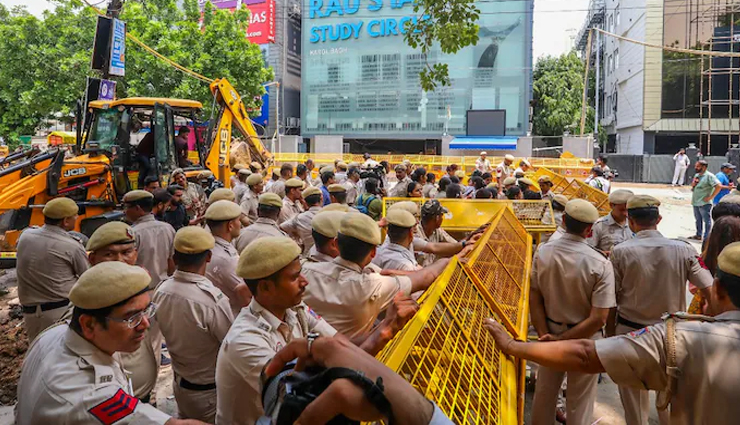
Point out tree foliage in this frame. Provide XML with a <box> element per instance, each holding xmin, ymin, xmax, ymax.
<box><xmin>404</xmin><ymin>0</ymin><xmax>480</xmax><ymax>91</ymax></box>
<box><xmin>0</xmin><ymin>0</ymin><xmax>272</xmax><ymax>144</ymax></box>
<box><xmin>532</xmin><ymin>51</ymin><xmax>602</xmax><ymax>140</ymax></box>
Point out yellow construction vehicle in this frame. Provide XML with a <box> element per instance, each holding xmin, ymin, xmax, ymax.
<box><xmin>0</xmin><ymin>78</ymin><xmax>271</xmax><ymax>251</ymax></box>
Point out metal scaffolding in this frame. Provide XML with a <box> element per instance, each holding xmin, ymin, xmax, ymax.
<box><xmin>699</xmin><ymin>1</ymin><xmax>740</xmax><ymax>154</ymax></box>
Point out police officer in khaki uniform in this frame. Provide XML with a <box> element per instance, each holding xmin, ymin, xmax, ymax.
<box><xmin>373</xmin><ymin>209</ymin><xmax>421</xmax><ymax>272</ymax></box>
<box><xmin>529</xmin><ymin>199</ymin><xmax>616</xmax><ymax>425</ymax></box>
<box><xmin>208</xmin><ymin>187</ymin><xmax>250</xmax><ymax>228</ymax></box>
<box><xmin>154</xmin><ymin>226</ymin><xmax>235</xmax><ymax>422</ymax></box>
<box><xmin>239</xmin><ymin>173</ymin><xmax>263</xmax><ymax>223</ymax></box>
<box><xmin>16</xmin><ymin>262</ymin><xmax>205</xmax><ymax>425</ymax></box>
<box><xmin>277</xmin><ymin>178</ymin><xmax>305</xmax><ymax>225</ymax></box>
<box><xmin>204</xmin><ymin>200</ymin><xmax>252</xmax><ymax>317</ymax></box>
<box><xmin>86</xmin><ymin>222</ymin><xmax>159</xmax><ymax>403</ymax></box>
<box><xmin>541</xmin><ymin>194</ymin><xmax>568</xmax><ymax>244</ymax></box>
<box><xmin>302</xmin><ymin>211</ymin><xmax>345</xmax><ymax>264</ymax></box>
<box><xmin>608</xmin><ymin>195</ymin><xmax>714</xmax><ymax>425</ymax></box>
<box><xmin>495</xmin><ymin>154</ymin><xmax>516</xmax><ymax>183</ymax></box>
<box><xmin>233</xmin><ymin>168</ymin><xmax>251</xmax><ymax>204</ymax></box>
<box><xmin>17</xmin><ymin>197</ymin><xmax>89</xmax><ymax>341</ymax></box>
<box><xmin>538</xmin><ymin>175</ymin><xmax>555</xmax><ymax>201</ymax></box>
<box><xmin>123</xmin><ymin>189</ymin><xmax>175</xmax><ymax>369</ymax></box>
<box><xmin>215</xmin><ymin>237</ymin><xmax>338</xmax><ymax>424</ymax></box>
<box><xmin>280</xmin><ymin>186</ymin><xmax>324</xmax><ymax>255</ymax></box>
<box><xmin>486</xmin><ymin>241</ymin><xmax>740</xmax><ymax>425</ymax></box>
<box><xmin>302</xmin><ymin>213</ymin><xmax>448</xmax><ymax>338</ymax></box>
<box><xmin>327</xmin><ymin>183</ymin><xmax>350</xmax><ymax>206</ymax></box>
<box><xmin>123</xmin><ymin>190</ymin><xmax>176</xmax><ymax>288</ymax></box>
<box><xmin>587</xmin><ymin>189</ymin><xmax>634</xmax><ymax>253</ymax></box>
<box><xmin>234</xmin><ymin>193</ymin><xmax>288</xmax><ymax>252</ymax></box>
<box><xmin>416</xmin><ymin>200</ymin><xmax>458</xmax><ymax>267</ymax></box>
<box><xmin>389</xmin><ymin>164</ymin><xmax>412</xmax><ymax>197</ymax></box>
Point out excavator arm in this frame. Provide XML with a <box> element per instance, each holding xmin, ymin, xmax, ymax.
<box><xmin>204</xmin><ymin>78</ymin><xmax>273</xmax><ymax>183</ymax></box>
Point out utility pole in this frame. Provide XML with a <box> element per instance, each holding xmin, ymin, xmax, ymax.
<box><xmin>103</xmin><ymin>0</ymin><xmax>124</xmax><ymax>80</ymax></box>
<box><xmin>594</xmin><ymin>27</ymin><xmax>601</xmax><ymax>147</ymax></box>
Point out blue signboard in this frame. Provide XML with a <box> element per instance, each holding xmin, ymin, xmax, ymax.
<box><xmin>98</xmin><ymin>79</ymin><xmax>116</xmax><ymax>101</ymax></box>
<box><xmin>109</xmin><ymin>18</ymin><xmax>126</xmax><ymax>77</ymax></box>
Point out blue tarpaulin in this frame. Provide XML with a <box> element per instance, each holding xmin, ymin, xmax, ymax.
<box><xmin>449</xmin><ymin>136</ymin><xmax>518</xmax><ymax>150</ymax></box>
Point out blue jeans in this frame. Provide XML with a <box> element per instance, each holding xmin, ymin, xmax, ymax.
<box><xmin>693</xmin><ymin>204</ymin><xmax>712</xmax><ymax>239</ymax></box>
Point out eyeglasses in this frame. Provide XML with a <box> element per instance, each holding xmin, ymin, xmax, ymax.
<box><xmin>107</xmin><ymin>302</ymin><xmax>157</xmax><ymax>329</ymax></box>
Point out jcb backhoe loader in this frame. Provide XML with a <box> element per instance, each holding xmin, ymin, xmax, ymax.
<box><xmin>0</xmin><ymin>78</ymin><xmax>272</xmax><ymax>253</ymax></box>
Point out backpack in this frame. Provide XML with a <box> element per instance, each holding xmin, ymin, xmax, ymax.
<box><xmin>356</xmin><ymin>194</ymin><xmax>376</xmax><ymax>215</ymax></box>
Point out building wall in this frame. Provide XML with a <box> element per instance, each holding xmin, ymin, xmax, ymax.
<box><xmin>641</xmin><ymin>0</ymin><xmax>664</xmax><ymax>128</ymax></box>
<box><xmin>617</xmin><ymin>124</ymin><xmax>645</xmax><ymax>154</ymax></box>
<box><xmin>300</xmin><ymin>0</ymin><xmax>533</xmax><ymax>141</ymax></box>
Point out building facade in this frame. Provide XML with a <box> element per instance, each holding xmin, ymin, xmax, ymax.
<box><xmin>580</xmin><ymin>0</ymin><xmax>740</xmax><ymax>155</ymax></box>
<box><xmin>300</xmin><ymin>0</ymin><xmax>534</xmax><ymax>153</ymax></box>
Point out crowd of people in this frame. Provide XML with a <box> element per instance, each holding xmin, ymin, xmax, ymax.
<box><xmin>10</xmin><ymin>151</ymin><xmax>740</xmax><ymax>425</ymax></box>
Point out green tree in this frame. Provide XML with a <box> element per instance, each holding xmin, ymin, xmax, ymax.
<box><xmin>0</xmin><ymin>0</ymin><xmax>272</xmax><ymax>144</ymax></box>
<box><xmin>404</xmin><ymin>0</ymin><xmax>480</xmax><ymax>91</ymax></box>
<box><xmin>532</xmin><ymin>51</ymin><xmax>601</xmax><ymax>140</ymax></box>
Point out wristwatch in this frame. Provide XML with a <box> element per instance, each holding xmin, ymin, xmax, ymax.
<box><xmin>306</xmin><ymin>332</ymin><xmax>320</xmax><ymax>355</ymax></box>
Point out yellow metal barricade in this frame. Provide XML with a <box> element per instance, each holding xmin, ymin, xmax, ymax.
<box><xmin>382</xmin><ymin>198</ymin><xmax>556</xmax><ymax>236</ymax></box>
<box><xmin>533</xmin><ymin>168</ymin><xmax>611</xmax><ymax>216</ymax></box>
<box><xmin>376</xmin><ymin>208</ymin><xmax>532</xmax><ymax>424</ymax></box>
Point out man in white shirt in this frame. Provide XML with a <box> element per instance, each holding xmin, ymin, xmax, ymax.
<box><xmin>672</xmin><ymin>148</ymin><xmax>691</xmax><ymax>186</ymax></box>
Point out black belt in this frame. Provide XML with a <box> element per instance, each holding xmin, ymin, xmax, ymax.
<box><xmin>546</xmin><ymin>317</ymin><xmax>577</xmax><ymax>329</ymax></box>
<box><xmin>617</xmin><ymin>316</ymin><xmax>649</xmax><ymax>330</ymax></box>
<box><xmin>179</xmin><ymin>377</ymin><xmax>216</xmax><ymax>391</ymax></box>
<box><xmin>21</xmin><ymin>299</ymin><xmax>70</xmax><ymax>314</ymax></box>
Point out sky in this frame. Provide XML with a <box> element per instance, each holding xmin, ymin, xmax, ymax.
<box><xmin>0</xmin><ymin>0</ymin><xmax>590</xmax><ymax>61</ymax></box>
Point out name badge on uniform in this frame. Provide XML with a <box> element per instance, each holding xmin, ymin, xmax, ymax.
<box><xmin>99</xmin><ymin>375</ymin><xmax>113</xmax><ymax>384</ymax></box>
<box><xmin>257</xmin><ymin>321</ymin><xmax>271</xmax><ymax>332</ymax></box>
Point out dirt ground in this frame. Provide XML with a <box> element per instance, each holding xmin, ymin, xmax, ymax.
<box><xmin>0</xmin><ymin>272</ymin><xmax>26</xmax><ymax>408</ymax></box>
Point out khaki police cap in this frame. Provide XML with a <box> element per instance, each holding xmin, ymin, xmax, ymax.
<box><xmin>486</xmin><ymin>182</ymin><xmax>498</xmax><ymax>190</ymax></box>
<box><xmin>87</xmin><ymin>222</ymin><xmax>135</xmax><ymax>252</ymax></box>
<box><xmin>205</xmin><ymin>200</ymin><xmax>242</xmax><ymax>221</ymax></box>
<box><xmin>322</xmin><ymin>203</ymin><xmax>350</xmax><ymax>212</ymax></box>
<box><xmin>259</xmin><ymin>192</ymin><xmax>283</xmax><ymax>208</ymax></box>
<box><xmin>328</xmin><ymin>184</ymin><xmax>347</xmax><ymax>193</ymax></box>
<box><xmin>394</xmin><ymin>164</ymin><xmax>406</xmax><ymax>172</ymax></box>
<box><xmin>246</xmin><ymin>174</ymin><xmax>263</xmax><ymax>186</ymax></box>
<box><xmin>286</xmin><ymin>178</ymin><xmax>304</xmax><ymax>189</ymax></box>
<box><xmin>627</xmin><ymin>194</ymin><xmax>661</xmax><ymax>210</ymax></box>
<box><xmin>69</xmin><ymin>262</ymin><xmax>150</xmax><ymax>309</ymax></box>
<box><xmin>505</xmin><ymin>154</ymin><xmax>515</xmax><ymax>161</ymax></box>
<box><xmin>312</xmin><ymin>211</ymin><xmax>345</xmax><ymax>238</ymax></box>
<box><xmin>348</xmin><ymin>162</ymin><xmax>360</xmax><ymax>168</ymax></box>
<box><xmin>339</xmin><ymin>212</ymin><xmax>381</xmax><ymax>245</ymax></box>
<box><xmin>402</xmin><ymin>159</ymin><xmax>411</xmax><ymax>165</ymax></box>
<box><xmin>251</xmin><ymin>161</ymin><xmax>263</xmax><ymax>170</ymax></box>
<box><xmin>609</xmin><ymin>189</ymin><xmax>634</xmax><ymax>205</ymax></box>
<box><xmin>171</xmin><ymin>168</ymin><xmax>185</xmax><ymax>177</ymax></box>
<box><xmin>718</xmin><ymin>242</ymin><xmax>740</xmax><ymax>277</ymax></box>
<box><xmin>320</xmin><ymin>165</ymin><xmax>335</xmax><ymax>174</ymax></box>
<box><xmin>198</xmin><ymin>170</ymin><xmax>214</xmax><ymax>179</ymax></box>
<box><xmin>565</xmin><ymin>199</ymin><xmax>599</xmax><ymax>224</ymax></box>
<box><xmin>337</xmin><ymin>162</ymin><xmax>348</xmax><ymax>171</ymax></box>
<box><xmin>237</xmin><ymin>236</ymin><xmax>301</xmax><ymax>279</ymax></box>
<box><xmin>519</xmin><ymin>178</ymin><xmax>534</xmax><ymax>186</ymax></box>
<box><xmin>553</xmin><ymin>194</ymin><xmax>569</xmax><ymax>206</ymax></box>
<box><xmin>388</xmin><ymin>201</ymin><xmax>420</xmax><ymax>217</ymax></box>
<box><xmin>503</xmin><ymin>177</ymin><xmax>517</xmax><ymax>186</ymax></box>
<box><xmin>538</xmin><ymin>175</ymin><xmax>552</xmax><ymax>183</ymax></box>
<box><xmin>233</xmin><ymin>163</ymin><xmax>246</xmax><ymax>170</ymax></box>
<box><xmin>208</xmin><ymin>188</ymin><xmax>236</xmax><ymax>204</ymax></box>
<box><xmin>720</xmin><ymin>194</ymin><xmax>740</xmax><ymax>204</ymax></box>
<box><xmin>122</xmin><ymin>190</ymin><xmax>154</xmax><ymax>203</ymax></box>
<box><xmin>238</xmin><ymin>168</ymin><xmax>252</xmax><ymax>176</ymax></box>
<box><xmin>174</xmin><ymin>226</ymin><xmax>215</xmax><ymax>254</ymax></box>
<box><xmin>386</xmin><ymin>209</ymin><xmax>416</xmax><ymax>228</ymax></box>
<box><xmin>302</xmin><ymin>186</ymin><xmax>322</xmax><ymax>198</ymax></box>
<box><xmin>42</xmin><ymin>197</ymin><xmax>79</xmax><ymax>219</ymax></box>
<box><xmin>455</xmin><ymin>170</ymin><xmax>466</xmax><ymax>179</ymax></box>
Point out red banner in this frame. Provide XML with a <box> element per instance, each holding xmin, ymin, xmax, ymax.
<box><xmin>244</xmin><ymin>0</ymin><xmax>275</xmax><ymax>45</ymax></box>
